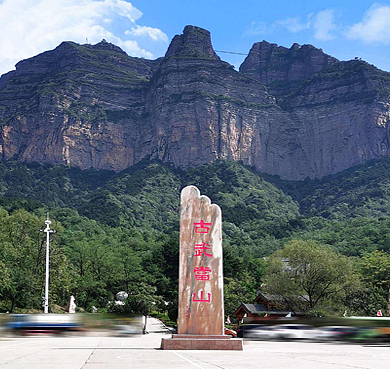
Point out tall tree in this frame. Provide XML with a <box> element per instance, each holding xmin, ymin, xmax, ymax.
<box><xmin>0</xmin><ymin>209</ymin><xmax>70</xmax><ymax>312</ymax></box>
<box><xmin>360</xmin><ymin>250</ymin><xmax>390</xmax><ymax>316</ymax></box>
<box><xmin>263</xmin><ymin>240</ymin><xmax>360</xmax><ymax>315</ymax></box>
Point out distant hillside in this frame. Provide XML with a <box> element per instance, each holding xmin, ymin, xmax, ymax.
<box><xmin>0</xmin><ymin>159</ymin><xmax>299</xmax><ymax>231</ymax></box>
<box><xmin>3</xmin><ymin>158</ymin><xmax>390</xmax><ymax>258</ymax></box>
<box><xmin>3</xmin><ymin>158</ymin><xmax>390</xmax><ymax>314</ymax></box>
<box><xmin>265</xmin><ymin>158</ymin><xmax>390</xmax><ymax>220</ymax></box>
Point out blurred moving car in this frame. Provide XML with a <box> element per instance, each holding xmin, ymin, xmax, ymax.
<box><xmin>348</xmin><ymin>326</ymin><xmax>384</xmax><ymax>341</ymax></box>
<box><xmin>237</xmin><ymin>324</ymin><xmax>263</xmax><ymax>338</ymax></box>
<box><xmin>317</xmin><ymin>326</ymin><xmax>358</xmax><ymax>341</ymax></box>
<box><xmin>271</xmin><ymin>324</ymin><xmax>322</xmax><ymax>340</ymax></box>
<box><xmin>224</xmin><ymin>327</ymin><xmax>237</xmax><ymax>337</ymax></box>
<box><xmin>3</xmin><ymin>314</ymin><xmax>81</xmax><ymax>335</ymax></box>
<box><xmin>245</xmin><ymin>325</ymin><xmax>278</xmax><ymax>340</ymax></box>
<box><xmin>112</xmin><ymin>316</ymin><xmax>143</xmax><ymax>336</ymax></box>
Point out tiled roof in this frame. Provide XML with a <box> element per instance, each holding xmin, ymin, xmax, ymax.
<box><xmin>241</xmin><ymin>304</ymin><xmax>267</xmax><ymax>314</ymax></box>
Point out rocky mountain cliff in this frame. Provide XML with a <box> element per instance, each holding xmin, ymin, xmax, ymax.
<box><xmin>1</xmin><ymin>25</ymin><xmax>390</xmax><ymax>180</ymax></box>
<box><xmin>240</xmin><ymin>40</ymin><xmax>338</xmax><ymax>85</ymax></box>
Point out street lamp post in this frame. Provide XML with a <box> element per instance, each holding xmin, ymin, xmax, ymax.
<box><xmin>42</xmin><ymin>213</ymin><xmax>55</xmax><ymax>314</ymax></box>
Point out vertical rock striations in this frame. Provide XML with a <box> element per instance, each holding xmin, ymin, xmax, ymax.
<box><xmin>0</xmin><ymin>39</ymin><xmax>158</xmax><ymax>172</ymax></box>
<box><xmin>146</xmin><ymin>27</ymin><xmax>279</xmax><ymax>169</ymax></box>
<box><xmin>165</xmin><ymin>25</ymin><xmax>221</xmax><ymax>60</ymax></box>
<box><xmin>239</xmin><ymin>41</ymin><xmax>338</xmax><ymax>85</ymax></box>
<box><xmin>240</xmin><ymin>44</ymin><xmax>390</xmax><ymax>179</ymax></box>
<box><xmin>1</xmin><ymin>25</ymin><xmax>390</xmax><ymax>180</ymax></box>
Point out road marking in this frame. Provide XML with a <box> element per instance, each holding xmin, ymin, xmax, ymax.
<box><xmin>173</xmin><ymin>351</ymin><xmax>206</xmax><ymax>369</ymax></box>
<box><xmin>117</xmin><ymin>355</ymin><xmax>133</xmax><ymax>359</ymax></box>
<box><xmin>0</xmin><ymin>343</ymin><xmax>23</xmax><ymax>348</ymax></box>
<box><xmin>80</xmin><ymin>341</ymin><xmax>100</xmax><ymax>369</ymax></box>
<box><xmin>52</xmin><ymin>347</ymin><xmax>157</xmax><ymax>350</ymax></box>
<box><xmin>0</xmin><ymin>340</ymin><xmax>47</xmax><ymax>348</ymax></box>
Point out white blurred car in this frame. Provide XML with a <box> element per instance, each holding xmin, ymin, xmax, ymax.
<box><xmin>271</xmin><ymin>324</ymin><xmax>322</xmax><ymax>340</ymax></box>
<box><xmin>245</xmin><ymin>325</ymin><xmax>279</xmax><ymax>340</ymax></box>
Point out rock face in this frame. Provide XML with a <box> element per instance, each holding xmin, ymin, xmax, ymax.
<box><xmin>165</xmin><ymin>25</ymin><xmax>220</xmax><ymax>60</ymax></box>
<box><xmin>239</xmin><ymin>41</ymin><xmax>338</xmax><ymax>85</ymax></box>
<box><xmin>1</xmin><ymin>25</ymin><xmax>390</xmax><ymax>180</ymax></box>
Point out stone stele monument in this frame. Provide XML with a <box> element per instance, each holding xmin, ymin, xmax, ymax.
<box><xmin>161</xmin><ymin>185</ymin><xmax>243</xmax><ymax>350</ymax></box>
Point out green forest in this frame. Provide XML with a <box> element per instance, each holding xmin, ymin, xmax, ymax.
<box><xmin>1</xmin><ymin>158</ymin><xmax>390</xmax><ymax>319</ymax></box>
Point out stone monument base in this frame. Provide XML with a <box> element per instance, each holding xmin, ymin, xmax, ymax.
<box><xmin>161</xmin><ymin>334</ymin><xmax>243</xmax><ymax>350</ymax></box>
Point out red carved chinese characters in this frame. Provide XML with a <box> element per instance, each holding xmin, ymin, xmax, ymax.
<box><xmin>194</xmin><ymin>242</ymin><xmax>213</xmax><ymax>257</ymax></box>
<box><xmin>192</xmin><ymin>291</ymin><xmax>211</xmax><ymax>302</ymax></box>
<box><xmin>193</xmin><ymin>266</ymin><xmax>211</xmax><ymax>280</ymax></box>
<box><xmin>194</xmin><ymin>220</ymin><xmax>212</xmax><ymax>234</ymax></box>
<box><xmin>192</xmin><ymin>220</ymin><xmax>213</xmax><ymax>303</ymax></box>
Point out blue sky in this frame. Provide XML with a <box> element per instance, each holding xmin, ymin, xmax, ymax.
<box><xmin>1</xmin><ymin>0</ymin><xmax>390</xmax><ymax>76</ymax></box>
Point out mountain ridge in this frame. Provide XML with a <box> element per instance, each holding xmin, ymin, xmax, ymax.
<box><xmin>1</xmin><ymin>25</ymin><xmax>390</xmax><ymax>180</ymax></box>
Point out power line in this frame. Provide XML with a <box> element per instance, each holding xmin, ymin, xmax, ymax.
<box><xmin>215</xmin><ymin>50</ymin><xmax>248</xmax><ymax>56</ymax></box>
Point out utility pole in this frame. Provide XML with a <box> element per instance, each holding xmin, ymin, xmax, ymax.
<box><xmin>42</xmin><ymin>213</ymin><xmax>55</xmax><ymax>313</ymax></box>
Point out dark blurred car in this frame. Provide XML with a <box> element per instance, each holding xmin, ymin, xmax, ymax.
<box><xmin>237</xmin><ymin>324</ymin><xmax>264</xmax><ymax>338</ymax></box>
<box><xmin>348</xmin><ymin>327</ymin><xmax>384</xmax><ymax>342</ymax></box>
<box><xmin>317</xmin><ymin>326</ymin><xmax>359</xmax><ymax>341</ymax></box>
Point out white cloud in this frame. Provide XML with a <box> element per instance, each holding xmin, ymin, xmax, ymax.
<box><xmin>275</xmin><ymin>17</ymin><xmax>310</xmax><ymax>33</ymax></box>
<box><xmin>245</xmin><ymin>15</ymin><xmax>313</xmax><ymax>36</ymax></box>
<box><xmin>245</xmin><ymin>9</ymin><xmax>337</xmax><ymax>40</ymax></box>
<box><xmin>0</xmin><ymin>0</ymin><xmax>168</xmax><ymax>76</ymax></box>
<box><xmin>347</xmin><ymin>3</ymin><xmax>390</xmax><ymax>44</ymax></box>
<box><xmin>313</xmin><ymin>9</ymin><xmax>336</xmax><ymax>41</ymax></box>
<box><xmin>244</xmin><ymin>21</ymin><xmax>270</xmax><ymax>36</ymax></box>
<box><xmin>125</xmin><ymin>25</ymin><xmax>169</xmax><ymax>42</ymax></box>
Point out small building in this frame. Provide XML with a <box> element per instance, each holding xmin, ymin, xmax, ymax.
<box><xmin>254</xmin><ymin>293</ymin><xmax>284</xmax><ymax>311</ymax></box>
<box><xmin>233</xmin><ymin>293</ymin><xmax>305</xmax><ymax>322</ymax></box>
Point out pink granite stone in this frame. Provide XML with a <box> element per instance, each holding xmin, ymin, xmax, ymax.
<box><xmin>178</xmin><ymin>186</ymin><xmax>224</xmax><ymax>336</ymax></box>
<box><xmin>161</xmin><ymin>337</ymin><xmax>243</xmax><ymax>350</ymax></box>
<box><xmin>161</xmin><ymin>186</ymin><xmax>243</xmax><ymax>350</ymax></box>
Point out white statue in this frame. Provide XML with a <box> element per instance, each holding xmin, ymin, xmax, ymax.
<box><xmin>67</xmin><ymin>295</ymin><xmax>76</xmax><ymax>313</ymax></box>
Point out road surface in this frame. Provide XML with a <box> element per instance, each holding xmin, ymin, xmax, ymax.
<box><xmin>0</xmin><ymin>317</ymin><xmax>389</xmax><ymax>368</ymax></box>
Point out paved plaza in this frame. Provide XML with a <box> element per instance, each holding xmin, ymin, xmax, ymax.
<box><xmin>1</xmin><ymin>318</ymin><xmax>389</xmax><ymax>369</ymax></box>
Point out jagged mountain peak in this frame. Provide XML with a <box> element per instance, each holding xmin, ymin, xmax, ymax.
<box><xmin>6</xmin><ymin>39</ymin><xmax>157</xmax><ymax>86</ymax></box>
<box><xmin>240</xmin><ymin>40</ymin><xmax>338</xmax><ymax>85</ymax></box>
<box><xmin>91</xmin><ymin>39</ymin><xmax>128</xmax><ymax>54</ymax></box>
<box><xmin>165</xmin><ymin>25</ymin><xmax>220</xmax><ymax>60</ymax></box>
<box><xmin>13</xmin><ymin>40</ymin><xmax>132</xmax><ymax>75</ymax></box>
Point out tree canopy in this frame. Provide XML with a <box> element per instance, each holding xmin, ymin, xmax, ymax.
<box><xmin>263</xmin><ymin>240</ymin><xmax>360</xmax><ymax>315</ymax></box>
<box><xmin>1</xmin><ymin>158</ymin><xmax>390</xmax><ymax>316</ymax></box>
